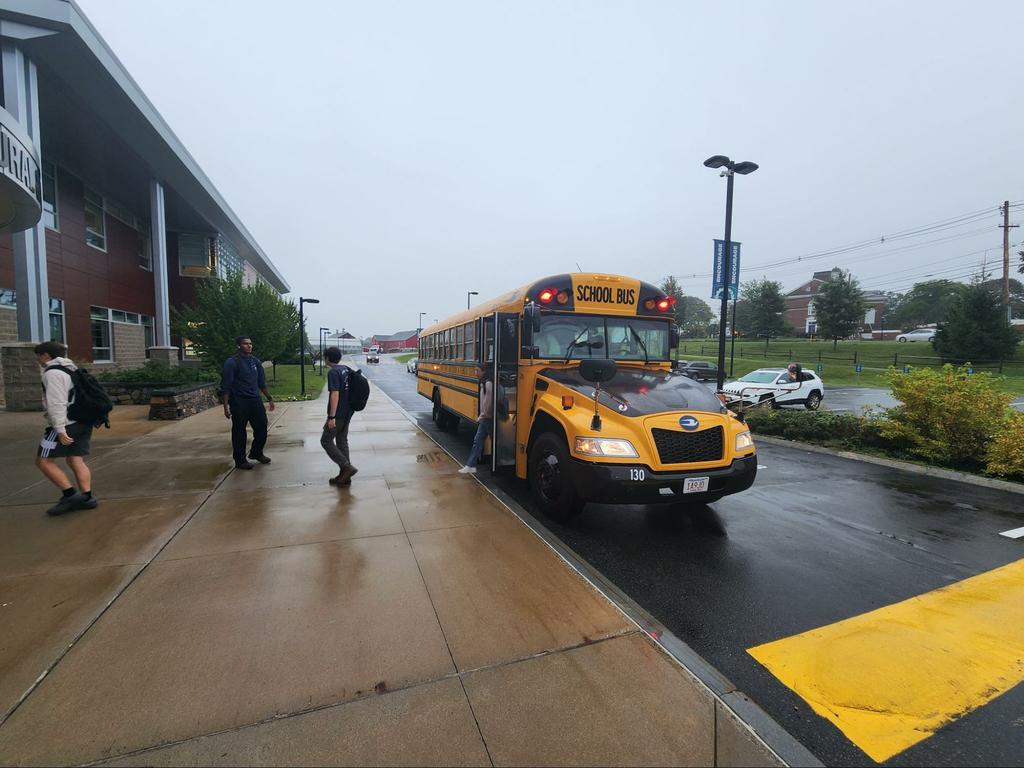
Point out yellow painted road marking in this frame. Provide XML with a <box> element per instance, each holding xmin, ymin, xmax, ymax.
<box><xmin>748</xmin><ymin>558</ymin><xmax>1024</xmax><ymax>763</ymax></box>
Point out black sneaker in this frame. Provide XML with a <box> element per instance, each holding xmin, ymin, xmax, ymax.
<box><xmin>46</xmin><ymin>496</ymin><xmax>80</xmax><ymax>516</ymax></box>
<box><xmin>72</xmin><ymin>493</ymin><xmax>99</xmax><ymax>510</ymax></box>
<box><xmin>248</xmin><ymin>454</ymin><xmax>271</xmax><ymax>464</ymax></box>
<box><xmin>234</xmin><ymin>461</ymin><xmax>255</xmax><ymax>470</ymax></box>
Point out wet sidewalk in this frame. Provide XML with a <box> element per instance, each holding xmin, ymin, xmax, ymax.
<box><xmin>0</xmin><ymin>386</ymin><xmax>777</xmax><ymax>766</ymax></box>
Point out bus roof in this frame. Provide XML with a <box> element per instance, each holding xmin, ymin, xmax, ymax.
<box><xmin>421</xmin><ymin>273</ymin><xmax>672</xmax><ymax>335</ymax></box>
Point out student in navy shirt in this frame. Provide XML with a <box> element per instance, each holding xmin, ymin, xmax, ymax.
<box><xmin>222</xmin><ymin>336</ymin><xmax>275</xmax><ymax>469</ymax></box>
<box><xmin>322</xmin><ymin>346</ymin><xmax>358</xmax><ymax>486</ymax></box>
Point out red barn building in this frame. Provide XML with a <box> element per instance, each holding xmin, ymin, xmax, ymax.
<box><xmin>371</xmin><ymin>330</ymin><xmax>419</xmax><ymax>352</ymax></box>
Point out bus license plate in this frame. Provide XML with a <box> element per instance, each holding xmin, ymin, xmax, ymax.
<box><xmin>683</xmin><ymin>477</ymin><xmax>710</xmax><ymax>494</ymax></box>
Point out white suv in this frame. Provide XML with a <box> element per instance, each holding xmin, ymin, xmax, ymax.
<box><xmin>722</xmin><ymin>368</ymin><xmax>825</xmax><ymax>410</ymax></box>
<box><xmin>896</xmin><ymin>329</ymin><xmax>935</xmax><ymax>343</ymax></box>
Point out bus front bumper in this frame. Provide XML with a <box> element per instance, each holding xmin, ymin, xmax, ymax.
<box><xmin>569</xmin><ymin>453</ymin><xmax>757</xmax><ymax>504</ymax></box>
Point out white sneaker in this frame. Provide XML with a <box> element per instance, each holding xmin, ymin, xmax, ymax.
<box><xmin>458</xmin><ymin>465</ymin><xmax>477</xmax><ymax>474</ymax></box>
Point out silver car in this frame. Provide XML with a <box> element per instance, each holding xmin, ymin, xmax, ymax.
<box><xmin>407</xmin><ymin>358</ymin><xmax>418</xmax><ymax>374</ymax></box>
<box><xmin>896</xmin><ymin>329</ymin><xmax>935</xmax><ymax>343</ymax></box>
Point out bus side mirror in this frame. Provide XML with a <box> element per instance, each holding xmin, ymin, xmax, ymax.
<box><xmin>579</xmin><ymin>359</ymin><xmax>617</xmax><ymax>432</ymax></box>
<box><xmin>524</xmin><ymin>303</ymin><xmax>541</xmax><ymax>333</ymax></box>
<box><xmin>670</xmin><ymin>325</ymin><xmax>680</xmax><ymax>349</ymax></box>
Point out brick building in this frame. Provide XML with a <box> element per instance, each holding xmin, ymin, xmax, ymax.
<box><xmin>784</xmin><ymin>268</ymin><xmax>889</xmax><ymax>338</ymax></box>
<box><xmin>0</xmin><ymin>1</ymin><xmax>288</xmax><ymax>408</ymax></box>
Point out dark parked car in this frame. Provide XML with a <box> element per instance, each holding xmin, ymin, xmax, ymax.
<box><xmin>673</xmin><ymin>360</ymin><xmax>718</xmax><ymax>381</ymax></box>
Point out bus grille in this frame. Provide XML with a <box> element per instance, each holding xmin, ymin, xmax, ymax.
<box><xmin>651</xmin><ymin>426</ymin><xmax>724</xmax><ymax>465</ymax></box>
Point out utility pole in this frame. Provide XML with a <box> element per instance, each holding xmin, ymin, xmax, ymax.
<box><xmin>1001</xmin><ymin>201</ymin><xmax>1019</xmax><ymax>322</ymax></box>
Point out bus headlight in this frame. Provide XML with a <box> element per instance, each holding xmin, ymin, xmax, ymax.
<box><xmin>574</xmin><ymin>437</ymin><xmax>639</xmax><ymax>458</ymax></box>
<box><xmin>735</xmin><ymin>430</ymin><xmax>754</xmax><ymax>451</ymax></box>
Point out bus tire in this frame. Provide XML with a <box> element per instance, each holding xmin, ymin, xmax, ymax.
<box><xmin>528</xmin><ymin>432</ymin><xmax>584</xmax><ymax>522</ymax></box>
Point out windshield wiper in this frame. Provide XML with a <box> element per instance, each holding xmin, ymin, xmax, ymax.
<box><xmin>627</xmin><ymin>324</ymin><xmax>649</xmax><ymax>365</ymax></box>
<box><xmin>563</xmin><ymin>328</ymin><xmax>590</xmax><ymax>364</ymax></box>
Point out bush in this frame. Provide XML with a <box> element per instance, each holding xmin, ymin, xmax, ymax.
<box><xmin>879</xmin><ymin>365</ymin><xmax>1012</xmax><ymax>469</ymax></box>
<box><xmin>96</xmin><ymin>361</ymin><xmax>217</xmax><ymax>386</ymax></box>
<box><xmin>744</xmin><ymin>409</ymin><xmax>867</xmax><ymax>445</ymax></box>
<box><xmin>985</xmin><ymin>411</ymin><xmax>1024</xmax><ymax>478</ymax></box>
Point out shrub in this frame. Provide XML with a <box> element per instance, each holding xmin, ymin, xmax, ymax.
<box><xmin>744</xmin><ymin>409</ymin><xmax>866</xmax><ymax>445</ymax></box>
<box><xmin>96</xmin><ymin>361</ymin><xmax>217</xmax><ymax>386</ymax></box>
<box><xmin>985</xmin><ymin>411</ymin><xmax>1024</xmax><ymax>478</ymax></box>
<box><xmin>879</xmin><ymin>364</ymin><xmax>1013</xmax><ymax>469</ymax></box>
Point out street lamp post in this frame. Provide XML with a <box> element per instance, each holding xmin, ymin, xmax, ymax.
<box><xmin>704</xmin><ymin>155</ymin><xmax>758</xmax><ymax>390</ymax></box>
<box><xmin>467</xmin><ymin>291</ymin><xmax>478</xmax><ymax>310</ymax></box>
<box><xmin>298</xmin><ymin>296</ymin><xmax>319</xmax><ymax>397</ymax></box>
<box><xmin>418</xmin><ymin>312</ymin><xmax>426</xmax><ymax>333</ymax></box>
<box><xmin>319</xmin><ymin>326</ymin><xmax>329</xmax><ymax>376</ymax></box>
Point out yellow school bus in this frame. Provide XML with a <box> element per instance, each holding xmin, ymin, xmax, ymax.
<box><xmin>417</xmin><ymin>273</ymin><xmax>757</xmax><ymax>520</ymax></box>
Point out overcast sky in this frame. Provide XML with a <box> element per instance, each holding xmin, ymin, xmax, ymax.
<box><xmin>77</xmin><ymin>0</ymin><xmax>1024</xmax><ymax>338</ymax></box>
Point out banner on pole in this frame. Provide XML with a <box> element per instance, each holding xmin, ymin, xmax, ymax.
<box><xmin>711</xmin><ymin>240</ymin><xmax>741</xmax><ymax>300</ymax></box>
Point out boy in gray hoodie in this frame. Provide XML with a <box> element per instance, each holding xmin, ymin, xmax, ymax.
<box><xmin>34</xmin><ymin>341</ymin><xmax>98</xmax><ymax>516</ymax></box>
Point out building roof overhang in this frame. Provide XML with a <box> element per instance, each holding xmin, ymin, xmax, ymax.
<box><xmin>0</xmin><ymin>0</ymin><xmax>289</xmax><ymax>292</ymax></box>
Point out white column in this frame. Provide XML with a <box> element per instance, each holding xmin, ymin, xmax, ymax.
<box><xmin>150</xmin><ymin>178</ymin><xmax>170</xmax><ymax>347</ymax></box>
<box><xmin>1</xmin><ymin>42</ymin><xmax>48</xmax><ymax>342</ymax></box>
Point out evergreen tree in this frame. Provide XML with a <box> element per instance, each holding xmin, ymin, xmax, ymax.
<box><xmin>735</xmin><ymin>278</ymin><xmax>790</xmax><ymax>339</ymax></box>
<box><xmin>172</xmin><ymin>273</ymin><xmax>298</xmax><ymax>367</ymax></box>
<box><xmin>813</xmin><ymin>270</ymin><xmax>866</xmax><ymax>349</ymax></box>
<box><xmin>933</xmin><ymin>282</ymin><xmax>1019</xmax><ymax>362</ymax></box>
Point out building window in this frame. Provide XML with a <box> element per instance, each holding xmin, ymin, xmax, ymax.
<box><xmin>142</xmin><ymin>315</ymin><xmax>154</xmax><ymax>348</ymax></box>
<box><xmin>178</xmin><ymin>233</ymin><xmax>213</xmax><ymax>277</ymax></box>
<box><xmin>215</xmin><ymin>235</ymin><xmax>243</xmax><ymax>279</ymax></box>
<box><xmin>90</xmin><ymin>306</ymin><xmax>112</xmax><ymax>361</ymax></box>
<box><xmin>0</xmin><ymin>288</ymin><xmax>14</xmax><ymax>307</ymax></box>
<box><xmin>49</xmin><ymin>298</ymin><xmax>65</xmax><ymax>344</ymax></box>
<box><xmin>138</xmin><ymin>227</ymin><xmax>152</xmax><ymax>271</ymax></box>
<box><xmin>84</xmin><ymin>187</ymin><xmax>106</xmax><ymax>250</ymax></box>
<box><xmin>42</xmin><ymin>161</ymin><xmax>58</xmax><ymax>230</ymax></box>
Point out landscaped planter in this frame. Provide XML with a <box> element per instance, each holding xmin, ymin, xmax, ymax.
<box><xmin>148</xmin><ymin>382</ymin><xmax>219</xmax><ymax>420</ymax></box>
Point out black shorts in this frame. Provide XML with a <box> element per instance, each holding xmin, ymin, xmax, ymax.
<box><xmin>37</xmin><ymin>422</ymin><xmax>93</xmax><ymax>459</ymax></box>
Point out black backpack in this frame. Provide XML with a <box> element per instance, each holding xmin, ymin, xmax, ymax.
<box><xmin>347</xmin><ymin>368</ymin><xmax>370</xmax><ymax>411</ymax></box>
<box><xmin>52</xmin><ymin>365</ymin><xmax>113</xmax><ymax>428</ymax></box>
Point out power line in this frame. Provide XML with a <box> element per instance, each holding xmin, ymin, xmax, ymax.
<box><xmin>670</xmin><ymin>202</ymin><xmax>1016</xmax><ymax>281</ymax></box>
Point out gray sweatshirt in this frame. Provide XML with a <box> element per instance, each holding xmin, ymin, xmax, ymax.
<box><xmin>479</xmin><ymin>379</ymin><xmax>493</xmax><ymax>420</ymax></box>
<box><xmin>40</xmin><ymin>357</ymin><xmax>77</xmax><ymax>433</ymax></box>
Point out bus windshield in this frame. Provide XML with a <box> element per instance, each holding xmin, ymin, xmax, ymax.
<box><xmin>535</xmin><ymin>315</ymin><xmax>671</xmax><ymax>361</ymax></box>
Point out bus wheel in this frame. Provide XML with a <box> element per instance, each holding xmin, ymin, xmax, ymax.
<box><xmin>528</xmin><ymin>433</ymin><xmax>583</xmax><ymax>522</ymax></box>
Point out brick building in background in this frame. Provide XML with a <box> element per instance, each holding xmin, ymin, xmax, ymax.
<box><xmin>784</xmin><ymin>268</ymin><xmax>890</xmax><ymax>338</ymax></box>
<box><xmin>0</xmin><ymin>0</ymin><xmax>288</xmax><ymax>408</ymax></box>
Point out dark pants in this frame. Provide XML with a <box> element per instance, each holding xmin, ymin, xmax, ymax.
<box><xmin>321</xmin><ymin>411</ymin><xmax>353</xmax><ymax>471</ymax></box>
<box><xmin>230</xmin><ymin>396</ymin><xmax>268</xmax><ymax>464</ymax></box>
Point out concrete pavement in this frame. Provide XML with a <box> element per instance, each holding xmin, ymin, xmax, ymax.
<box><xmin>0</xmin><ymin>384</ymin><xmax>780</xmax><ymax>766</ymax></box>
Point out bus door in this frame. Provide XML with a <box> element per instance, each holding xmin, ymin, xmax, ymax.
<box><xmin>491</xmin><ymin>312</ymin><xmax>518</xmax><ymax>471</ymax></box>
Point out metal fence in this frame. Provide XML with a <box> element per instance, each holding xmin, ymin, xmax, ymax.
<box><xmin>679</xmin><ymin>343</ymin><xmax>1024</xmax><ymax>374</ymax></box>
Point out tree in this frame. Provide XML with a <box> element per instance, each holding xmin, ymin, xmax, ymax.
<box><xmin>933</xmin><ymin>282</ymin><xmax>1019</xmax><ymax>362</ymax></box>
<box><xmin>891</xmin><ymin>279</ymin><xmax>968</xmax><ymax>330</ymax></box>
<box><xmin>658</xmin><ymin>277</ymin><xmax>714</xmax><ymax>337</ymax></box>
<box><xmin>172</xmin><ymin>273</ymin><xmax>298</xmax><ymax>367</ymax></box>
<box><xmin>980</xmin><ymin>277</ymin><xmax>1024</xmax><ymax>320</ymax></box>
<box><xmin>812</xmin><ymin>269</ymin><xmax>866</xmax><ymax>348</ymax></box>
<box><xmin>735</xmin><ymin>278</ymin><xmax>790</xmax><ymax>339</ymax></box>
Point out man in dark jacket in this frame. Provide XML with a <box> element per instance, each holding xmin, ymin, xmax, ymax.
<box><xmin>222</xmin><ymin>336</ymin><xmax>275</xmax><ymax>469</ymax></box>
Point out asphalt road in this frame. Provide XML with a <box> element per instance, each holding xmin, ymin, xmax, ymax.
<box><xmin>361</xmin><ymin>355</ymin><xmax>1024</xmax><ymax>767</ymax></box>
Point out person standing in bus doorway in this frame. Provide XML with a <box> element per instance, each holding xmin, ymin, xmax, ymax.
<box><xmin>222</xmin><ymin>336</ymin><xmax>275</xmax><ymax>470</ymax></box>
<box><xmin>458</xmin><ymin>364</ymin><xmax>494</xmax><ymax>475</ymax></box>
<box><xmin>323</xmin><ymin>346</ymin><xmax>358</xmax><ymax>486</ymax></box>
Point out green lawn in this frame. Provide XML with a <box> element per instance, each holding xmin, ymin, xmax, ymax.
<box><xmin>264</xmin><ymin>363</ymin><xmax>327</xmax><ymax>401</ymax></box>
<box><xmin>394</xmin><ymin>352</ymin><xmax>417</xmax><ymax>364</ymax></box>
<box><xmin>676</xmin><ymin>338</ymin><xmax>1024</xmax><ymax>394</ymax></box>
